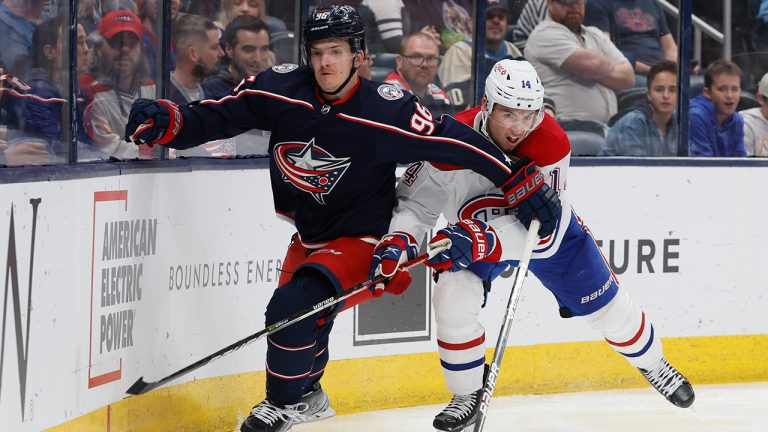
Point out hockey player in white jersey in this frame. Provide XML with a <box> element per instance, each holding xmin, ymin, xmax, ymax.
<box><xmin>369</xmin><ymin>59</ymin><xmax>695</xmax><ymax>432</ymax></box>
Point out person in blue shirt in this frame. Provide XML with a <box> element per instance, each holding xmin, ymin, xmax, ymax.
<box><xmin>689</xmin><ymin>59</ymin><xmax>746</xmax><ymax>157</ymax></box>
<box><xmin>601</xmin><ymin>60</ymin><xmax>678</xmax><ymax>156</ymax></box>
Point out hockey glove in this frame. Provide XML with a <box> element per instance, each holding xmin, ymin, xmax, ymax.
<box><xmin>124</xmin><ymin>99</ymin><xmax>184</xmax><ymax>145</ymax></box>
<box><xmin>368</xmin><ymin>232</ymin><xmax>419</xmax><ymax>297</ymax></box>
<box><xmin>500</xmin><ymin>159</ymin><xmax>562</xmax><ymax>238</ymax></box>
<box><xmin>427</xmin><ymin>219</ymin><xmax>502</xmax><ymax>272</ymax></box>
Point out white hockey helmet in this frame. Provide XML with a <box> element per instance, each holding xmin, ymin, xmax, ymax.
<box><xmin>481</xmin><ymin>59</ymin><xmax>545</xmax><ymax>141</ymax></box>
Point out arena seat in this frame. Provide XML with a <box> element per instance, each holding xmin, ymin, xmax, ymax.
<box><xmin>370</xmin><ymin>66</ymin><xmax>393</xmax><ymax>82</ymax></box>
<box><xmin>738</xmin><ymin>91</ymin><xmax>760</xmax><ymax>110</ymax></box>
<box><xmin>567</xmin><ymin>131</ymin><xmax>605</xmax><ymax>156</ymax></box>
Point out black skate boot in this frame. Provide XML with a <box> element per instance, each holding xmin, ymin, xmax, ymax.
<box><xmin>292</xmin><ymin>381</ymin><xmax>336</xmax><ymax>423</ymax></box>
<box><xmin>639</xmin><ymin>358</ymin><xmax>695</xmax><ymax>408</ymax></box>
<box><xmin>432</xmin><ymin>389</ymin><xmax>482</xmax><ymax>432</ymax></box>
<box><xmin>240</xmin><ymin>399</ymin><xmax>298</xmax><ymax>432</ymax></box>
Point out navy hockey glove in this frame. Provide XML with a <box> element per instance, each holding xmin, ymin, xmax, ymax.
<box><xmin>427</xmin><ymin>219</ymin><xmax>502</xmax><ymax>272</ymax></box>
<box><xmin>124</xmin><ymin>99</ymin><xmax>184</xmax><ymax>145</ymax></box>
<box><xmin>368</xmin><ymin>232</ymin><xmax>418</xmax><ymax>297</ymax></box>
<box><xmin>501</xmin><ymin>159</ymin><xmax>562</xmax><ymax>238</ymax></box>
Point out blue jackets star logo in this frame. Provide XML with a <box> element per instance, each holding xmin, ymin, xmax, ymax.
<box><xmin>274</xmin><ymin>139</ymin><xmax>352</xmax><ymax>204</ymax></box>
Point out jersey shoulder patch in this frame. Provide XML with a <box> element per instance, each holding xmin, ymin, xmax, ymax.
<box><xmin>272</xmin><ymin>63</ymin><xmax>299</xmax><ymax>73</ymax></box>
<box><xmin>377</xmin><ymin>83</ymin><xmax>404</xmax><ymax>100</ymax></box>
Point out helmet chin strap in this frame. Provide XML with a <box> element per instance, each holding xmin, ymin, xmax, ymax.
<box><xmin>321</xmin><ymin>65</ymin><xmax>358</xmax><ymax>96</ymax></box>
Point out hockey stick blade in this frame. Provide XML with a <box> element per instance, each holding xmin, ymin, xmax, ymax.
<box><xmin>473</xmin><ymin>220</ymin><xmax>540</xmax><ymax>432</ymax></box>
<box><xmin>125</xmin><ymin>245</ymin><xmax>445</xmax><ymax>396</ymax></box>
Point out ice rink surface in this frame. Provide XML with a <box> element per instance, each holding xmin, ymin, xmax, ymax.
<box><xmin>293</xmin><ymin>382</ymin><xmax>768</xmax><ymax>432</ymax></box>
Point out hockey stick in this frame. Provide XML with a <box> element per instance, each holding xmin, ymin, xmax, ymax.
<box><xmin>473</xmin><ymin>219</ymin><xmax>541</xmax><ymax>432</ymax></box>
<box><xmin>125</xmin><ymin>243</ymin><xmax>447</xmax><ymax>396</ymax></box>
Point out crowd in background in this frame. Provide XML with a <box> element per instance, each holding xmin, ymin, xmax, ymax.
<box><xmin>1</xmin><ymin>0</ymin><xmax>768</xmax><ymax>166</ymax></box>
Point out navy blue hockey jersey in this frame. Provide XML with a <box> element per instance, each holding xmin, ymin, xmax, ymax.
<box><xmin>167</xmin><ymin>64</ymin><xmax>515</xmax><ymax>244</ymax></box>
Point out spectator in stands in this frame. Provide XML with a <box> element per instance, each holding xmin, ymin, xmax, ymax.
<box><xmin>600</xmin><ymin>60</ymin><xmax>678</xmax><ymax>156</ymax></box>
<box><xmin>584</xmin><ymin>0</ymin><xmax>677</xmax><ymax>77</ymax></box>
<box><xmin>689</xmin><ymin>60</ymin><xmax>746</xmax><ymax>157</ymax></box>
<box><xmin>186</xmin><ymin>15</ymin><xmax>270</xmax><ymax>158</ymax></box>
<box><xmin>0</xmin><ymin>73</ymin><xmax>53</xmax><ymax>165</ymax></box>
<box><xmin>83</xmin><ymin>10</ymin><xmax>156</xmax><ymax>160</ymax></box>
<box><xmin>439</xmin><ymin>0</ymin><xmax>523</xmax><ymax>109</ymax></box>
<box><xmin>0</xmin><ymin>0</ymin><xmax>44</xmax><ymax>74</ymax></box>
<box><xmin>202</xmin><ymin>15</ymin><xmax>271</xmax><ymax>99</ymax></box>
<box><xmin>387</xmin><ymin>32</ymin><xmax>454</xmax><ymax>117</ymax></box>
<box><xmin>220</xmin><ymin>0</ymin><xmax>285</xmax><ymax>35</ymax></box>
<box><xmin>740</xmin><ymin>71</ymin><xmax>768</xmax><ymax>157</ymax></box>
<box><xmin>513</xmin><ymin>0</ymin><xmax>547</xmax><ymax>53</ymax></box>
<box><xmin>526</xmin><ymin>0</ymin><xmax>634</xmax><ymax>136</ymax></box>
<box><xmin>170</xmin><ymin>15</ymin><xmax>224</xmax><ymax>104</ymax></box>
<box><xmin>359</xmin><ymin>0</ymin><xmax>404</xmax><ymax>54</ymax></box>
<box><xmin>404</xmin><ymin>0</ymin><xmax>473</xmax><ymax>50</ymax></box>
<box><xmin>6</xmin><ymin>16</ymin><xmax>92</xmax><ymax>157</ymax></box>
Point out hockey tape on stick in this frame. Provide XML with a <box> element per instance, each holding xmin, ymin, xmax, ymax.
<box><xmin>473</xmin><ymin>219</ymin><xmax>540</xmax><ymax>432</ymax></box>
<box><xmin>125</xmin><ymin>243</ymin><xmax>448</xmax><ymax>396</ymax></box>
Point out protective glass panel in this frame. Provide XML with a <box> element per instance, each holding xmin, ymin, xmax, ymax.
<box><xmin>170</xmin><ymin>0</ymin><xmax>296</xmax><ymax>159</ymax></box>
<box><xmin>0</xmin><ymin>0</ymin><xmax>72</xmax><ymax>166</ymax></box>
<box><xmin>76</xmin><ymin>1</ymin><xmax>163</xmax><ymax>161</ymax></box>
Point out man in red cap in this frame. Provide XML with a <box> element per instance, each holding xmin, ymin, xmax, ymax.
<box><xmin>82</xmin><ymin>10</ymin><xmax>156</xmax><ymax>160</ymax></box>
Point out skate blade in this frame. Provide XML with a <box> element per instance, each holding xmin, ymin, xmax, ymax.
<box><xmin>294</xmin><ymin>407</ymin><xmax>336</xmax><ymax>424</ymax></box>
<box><xmin>432</xmin><ymin>423</ymin><xmax>475</xmax><ymax>432</ymax></box>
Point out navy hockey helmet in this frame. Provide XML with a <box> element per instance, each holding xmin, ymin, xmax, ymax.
<box><xmin>303</xmin><ymin>5</ymin><xmax>366</xmax><ymax>62</ymax></box>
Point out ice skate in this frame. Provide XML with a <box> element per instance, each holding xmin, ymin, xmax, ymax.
<box><xmin>639</xmin><ymin>357</ymin><xmax>695</xmax><ymax>408</ymax></box>
<box><xmin>433</xmin><ymin>389</ymin><xmax>482</xmax><ymax>432</ymax></box>
<box><xmin>292</xmin><ymin>381</ymin><xmax>336</xmax><ymax>423</ymax></box>
<box><xmin>240</xmin><ymin>399</ymin><xmax>298</xmax><ymax>432</ymax></box>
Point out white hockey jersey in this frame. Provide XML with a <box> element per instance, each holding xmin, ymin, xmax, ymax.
<box><xmin>390</xmin><ymin>107</ymin><xmax>572</xmax><ymax>261</ymax></box>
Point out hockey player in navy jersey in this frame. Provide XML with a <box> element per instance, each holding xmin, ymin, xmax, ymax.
<box><xmin>372</xmin><ymin>59</ymin><xmax>695</xmax><ymax>432</ymax></box>
<box><xmin>123</xmin><ymin>6</ymin><xmax>561</xmax><ymax>432</ymax></box>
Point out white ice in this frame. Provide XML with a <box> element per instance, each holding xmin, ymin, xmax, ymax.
<box><xmin>294</xmin><ymin>382</ymin><xmax>768</xmax><ymax>432</ymax></box>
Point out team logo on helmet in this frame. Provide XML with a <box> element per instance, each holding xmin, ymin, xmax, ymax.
<box><xmin>274</xmin><ymin>139</ymin><xmax>351</xmax><ymax>205</ymax></box>
<box><xmin>377</xmin><ymin>84</ymin><xmax>404</xmax><ymax>100</ymax></box>
<box><xmin>272</xmin><ymin>63</ymin><xmax>299</xmax><ymax>73</ymax></box>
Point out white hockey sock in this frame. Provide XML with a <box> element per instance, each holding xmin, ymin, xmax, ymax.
<box><xmin>583</xmin><ymin>288</ymin><xmax>663</xmax><ymax>370</ymax></box>
<box><xmin>433</xmin><ymin>271</ymin><xmax>487</xmax><ymax>395</ymax></box>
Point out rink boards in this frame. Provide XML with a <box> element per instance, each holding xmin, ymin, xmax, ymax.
<box><xmin>0</xmin><ymin>160</ymin><xmax>766</xmax><ymax>431</ymax></box>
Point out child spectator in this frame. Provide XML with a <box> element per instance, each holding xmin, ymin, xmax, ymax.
<box><xmin>689</xmin><ymin>60</ymin><xmax>746</xmax><ymax>157</ymax></box>
<box><xmin>600</xmin><ymin>60</ymin><xmax>678</xmax><ymax>156</ymax></box>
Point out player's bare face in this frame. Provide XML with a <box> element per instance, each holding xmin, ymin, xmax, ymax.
<box><xmin>705</xmin><ymin>73</ymin><xmax>741</xmax><ymax>121</ymax></box>
<box><xmin>648</xmin><ymin>71</ymin><xmax>677</xmax><ymax>116</ymax></box>
<box><xmin>488</xmin><ymin>105</ymin><xmax>537</xmax><ymax>153</ymax></box>
<box><xmin>309</xmin><ymin>40</ymin><xmax>359</xmax><ymax>97</ymax></box>
<box><xmin>229</xmin><ymin>29</ymin><xmax>270</xmax><ymax>77</ymax></box>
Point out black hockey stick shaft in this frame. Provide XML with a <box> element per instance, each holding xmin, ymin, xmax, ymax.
<box><xmin>125</xmin><ymin>245</ymin><xmax>445</xmax><ymax>396</ymax></box>
<box><xmin>473</xmin><ymin>219</ymin><xmax>541</xmax><ymax>432</ymax></box>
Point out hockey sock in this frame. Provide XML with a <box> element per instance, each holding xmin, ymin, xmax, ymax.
<box><xmin>264</xmin><ymin>268</ymin><xmax>335</xmax><ymax>405</ymax></box>
<box><xmin>583</xmin><ymin>288</ymin><xmax>663</xmax><ymax>370</ymax></box>
<box><xmin>433</xmin><ymin>271</ymin><xmax>487</xmax><ymax>395</ymax></box>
